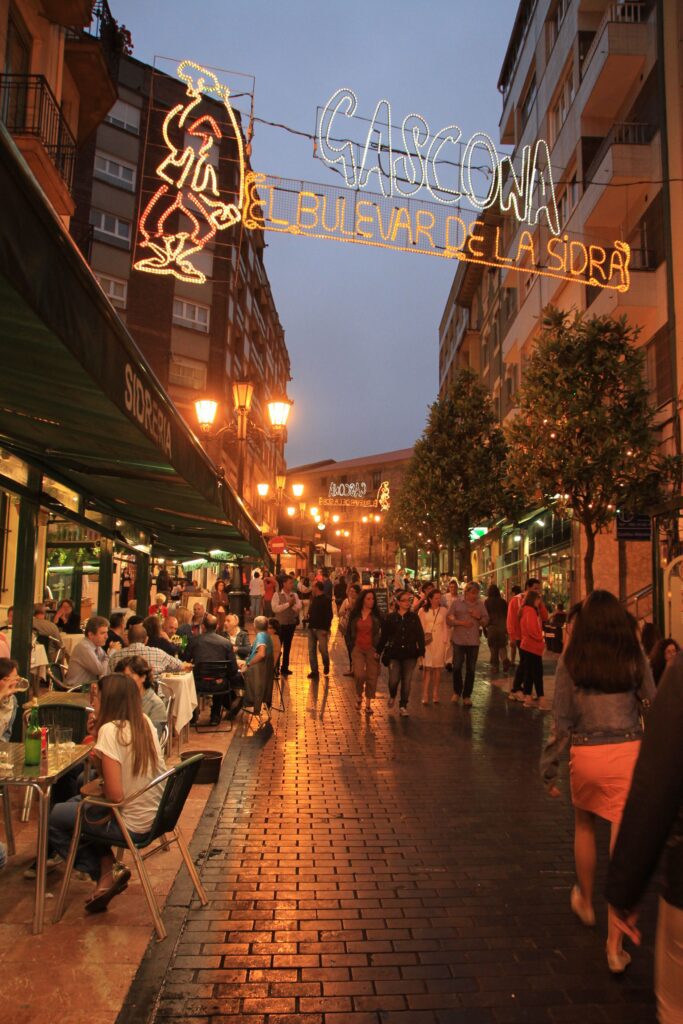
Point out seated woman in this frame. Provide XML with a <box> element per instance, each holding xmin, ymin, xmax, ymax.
<box><xmin>650</xmin><ymin>637</ymin><xmax>681</xmax><ymax>685</ymax></box>
<box><xmin>114</xmin><ymin>655</ymin><xmax>167</xmax><ymax>737</ymax></box>
<box><xmin>52</xmin><ymin>598</ymin><xmax>82</xmax><ymax>634</ymax></box>
<box><xmin>242</xmin><ymin>616</ymin><xmax>274</xmax><ymax>718</ymax></box>
<box><xmin>142</xmin><ymin>614</ymin><xmax>179</xmax><ymax>657</ymax></box>
<box><xmin>48</xmin><ymin>672</ymin><xmax>165</xmax><ymax>913</ymax></box>
<box><xmin>0</xmin><ymin>657</ymin><xmax>19</xmax><ymax>741</ymax></box>
<box><xmin>224</xmin><ymin>613</ymin><xmax>250</xmax><ymax>656</ymax></box>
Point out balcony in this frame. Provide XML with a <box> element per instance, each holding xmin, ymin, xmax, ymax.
<box><xmin>64</xmin><ymin>0</ymin><xmax>120</xmax><ymax>142</ymax></box>
<box><xmin>0</xmin><ymin>74</ymin><xmax>76</xmax><ymax>217</ymax></box>
<box><xmin>580</xmin><ymin>3</ymin><xmax>652</xmax><ymax>120</ymax></box>
<box><xmin>583</xmin><ymin>122</ymin><xmax>659</xmax><ymax>229</ymax></box>
<box><xmin>587</xmin><ymin>260</ymin><xmax>667</xmax><ymax>339</ymax></box>
<box><xmin>41</xmin><ymin>0</ymin><xmax>93</xmax><ymax>27</ymax></box>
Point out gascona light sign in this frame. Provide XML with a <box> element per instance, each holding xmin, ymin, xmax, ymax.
<box><xmin>135</xmin><ymin>66</ymin><xmax>631</xmax><ymax>295</ymax></box>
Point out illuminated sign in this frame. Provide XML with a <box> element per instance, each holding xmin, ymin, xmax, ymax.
<box><xmin>124</xmin><ymin>363</ymin><xmax>172</xmax><ymax>458</ymax></box>
<box><xmin>243</xmin><ymin>172</ymin><xmax>630</xmax><ymax>293</ymax></box>
<box><xmin>134</xmin><ymin>61</ymin><xmax>245</xmax><ymax>284</ymax></box>
<box><xmin>317</xmin><ymin>88</ymin><xmax>560</xmax><ymax>234</ymax></box>
<box><xmin>319</xmin><ymin>481</ymin><xmax>391</xmax><ymax>510</ymax></box>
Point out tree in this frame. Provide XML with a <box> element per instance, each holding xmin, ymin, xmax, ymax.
<box><xmin>386</xmin><ymin>369</ymin><xmax>510</xmax><ymax>578</ymax></box>
<box><xmin>507</xmin><ymin>307</ymin><xmax>673</xmax><ymax>594</ymax></box>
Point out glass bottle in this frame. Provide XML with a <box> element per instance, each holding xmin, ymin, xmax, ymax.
<box><xmin>24</xmin><ymin>702</ymin><xmax>41</xmax><ymax>766</ymax></box>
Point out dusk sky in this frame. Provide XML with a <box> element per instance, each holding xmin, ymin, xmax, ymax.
<box><xmin>113</xmin><ymin>0</ymin><xmax>517</xmax><ymax>466</ymax></box>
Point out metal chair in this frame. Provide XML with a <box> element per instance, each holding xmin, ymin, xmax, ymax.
<box><xmin>20</xmin><ymin>702</ymin><xmax>91</xmax><ymax>822</ymax></box>
<box><xmin>53</xmin><ymin>753</ymin><xmax>208</xmax><ymax>941</ymax></box>
<box><xmin>156</xmin><ymin>681</ymin><xmax>175</xmax><ymax>757</ymax></box>
<box><xmin>1</xmin><ymin>785</ymin><xmax>14</xmax><ymax>856</ymax></box>
<box><xmin>192</xmin><ymin>662</ymin><xmax>240</xmax><ymax>732</ymax></box>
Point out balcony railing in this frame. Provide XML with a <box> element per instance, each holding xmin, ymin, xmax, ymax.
<box><xmin>0</xmin><ymin>73</ymin><xmax>76</xmax><ymax>191</ymax></box>
<box><xmin>66</xmin><ymin>0</ymin><xmax>129</xmax><ymax>78</ymax></box>
<box><xmin>580</xmin><ymin>1</ymin><xmax>651</xmax><ymax>80</ymax></box>
<box><xmin>584</xmin><ymin>121</ymin><xmax>655</xmax><ymax>186</ymax></box>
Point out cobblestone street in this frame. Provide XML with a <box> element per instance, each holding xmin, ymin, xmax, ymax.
<box><xmin>121</xmin><ymin>629</ymin><xmax>658</xmax><ymax>1024</ymax></box>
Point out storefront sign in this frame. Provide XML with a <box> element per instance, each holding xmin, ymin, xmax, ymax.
<box><xmin>319</xmin><ymin>481</ymin><xmax>391</xmax><ymax>510</ymax></box>
<box><xmin>124</xmin><ymin>363</ymin><xmax>172</xmax><ymax>459</ymax></box>
<box><xmin>329</xmin><ymin>481</ymin><xmax>367</xmax><ymax>498</ymax></box>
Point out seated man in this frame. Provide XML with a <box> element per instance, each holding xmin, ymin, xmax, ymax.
<box><xmin>106</xmin><ymin>611</ymin><xmax>127</xmax><ymax>652</ymax></box>
<box><xmin>186</xmin><ymin>613</ymin><xmax>241</xmax><ymax>725</ymax></box>
<box><xmin>110</xmin><ymin>624</ymin><xmax>187</xmax><ymax>680</ymax></box>
<box><xmin>114</xmin><ymin>654</ymin><xmax>168</xmax><ymax>737</ymax></box>
<box><xmin>64</xmin><ymin>616</ymin><xmax>110</xmax><ymax>686</ymax></box>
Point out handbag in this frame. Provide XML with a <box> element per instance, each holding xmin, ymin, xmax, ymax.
<box><xmin>424</xmin><ymin>609</ymin><xmax>440</xmax><ymax>646</ymax></box>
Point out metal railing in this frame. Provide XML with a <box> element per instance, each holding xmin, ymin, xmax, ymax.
<box><xmin>0</xmin><ymin>74</ymin><xmax>76</xmax><ymax>191</ymax></box>
<box><xmin>581</xmin><ymin>1</ymin><xmax>650</xmax><ymax>80</ymax></box>
<box><xmin>66</xmin><ymin>0</ymin><xmax>125</xmax><ymax>79</ymax></box>
<box><xmin>584</xmin><ymin>121</ymin><xmax>655</xmax><ymax>186</ymax></box>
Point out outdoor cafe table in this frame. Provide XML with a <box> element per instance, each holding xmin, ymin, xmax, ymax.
<box><xmin>0</xmin><ymin>742</ymin><xmax>90</xmax><ymax>934</ymax></box>
<box><xmin>158</xmin><ymin>669</ymin><xmax>197</xmax><ymax>738</ymax></box>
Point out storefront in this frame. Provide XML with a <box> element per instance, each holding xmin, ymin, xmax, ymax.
<box><xmin>0</xmin><ymin>122</ymin><xmax>269</xmax><ymax>676</ymax></box>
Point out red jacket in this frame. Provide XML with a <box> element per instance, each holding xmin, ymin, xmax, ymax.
<box><xmin>520</xmin><ymin>605</ymin><xmax>545</xmax><ymax>656</ymax></box>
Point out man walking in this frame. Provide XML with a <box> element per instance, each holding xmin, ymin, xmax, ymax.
<box><xmin>271</xmin><ymin>576</ymin><xmax>302</xmax><ymax>677</ymax></box>
<box><xmin>307</xmin><ymin>581</ymin><xmax>333</xmax><ymax>678</ymax></box>
<box><xmin>447</xmin><ymin>581</ymin><xmax>489</xmax><ymax>707</ymax></box>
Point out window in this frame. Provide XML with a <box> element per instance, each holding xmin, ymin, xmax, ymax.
<box><xmin>90</xmin><ymin>209</ymin><xmax>131</xmax><ymax>247</ymax></box>
<box><xmin>551</xmin><ymin>66</ymin><xmax>575</xmax><ymax>145</ymax></box>
<box><xmin>547</xmin><ymin>0</ymin><xmax>569</xmax><ymax>52</ymax></box>
<box><xmin>96</xmin><ymin>273</ymin><xmax>127</xmax><ymax>309</ymax></box>
<box><xmin>173</xmin><ymin>298</ymin><xmax>210</xmax><ymax>332</ymax></box>
<box><xmin>94</xmin><ymin>151</ymin><xmax>136</xmax><ymax>190</ymax></box>
<box><xmin>168</xmin><ymin>356</ymin><xmax>207</xmax><ymax>390</ymax></box>
<box><xmin>372</xmin><ymin>471</ymin><xmax>381</xmax><ymax>490</ymax></box>
<box><xmin>105</xmin><ymin>99</ymin><xmax>140</xmax><ymax>134</ymax></box>
<box><xmin>520</xmin><ymin>72</ymin><xmax>537</xmax><ymax>124</ymax></box>
<box><xmin>646</xmin><ymin>327</ymin><xmax>674</xmax><ymax>408</ymax></box>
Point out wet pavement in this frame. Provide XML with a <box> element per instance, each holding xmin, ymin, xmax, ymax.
<box><xmin>121</xmin><ymin>628</ymin><xmax>658</xmax><ymax>1024</ymax></box>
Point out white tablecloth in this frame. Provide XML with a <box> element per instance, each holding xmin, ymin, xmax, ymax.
<box><xmin>61</xmin><ymin>634</ymin><xmax>85</xmax><ymax>657</ymax></box>
<box><xmin>159</xmin><ymin>670</ymin><xmax>197</xmax><ymax>734</ymax></box>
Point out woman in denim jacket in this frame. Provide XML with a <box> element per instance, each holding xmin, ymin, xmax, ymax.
<box><xmin>541</xmin><ymin>590</ymin><xmax>656</xmax><ymax>974</ymax></box>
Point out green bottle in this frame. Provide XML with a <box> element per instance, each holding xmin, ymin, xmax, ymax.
<box><xmin>24</xmin><ymin>703</ymin><xmax>41</xmax><ymax>766</ymax></box>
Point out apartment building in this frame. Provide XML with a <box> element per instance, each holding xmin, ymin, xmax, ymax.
<box><xmin>438</xmin><ymin>0</ymin><xmax>681</xmax><ymax>608</ymax></box>
<box><xmin>70</xmin><ymin>54</ymin><xmax>291</xmax><ymax>536</ymax></box>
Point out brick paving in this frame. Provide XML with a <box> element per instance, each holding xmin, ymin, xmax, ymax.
<box><xmin>133</xmin><ymin>626</ymin><xmax>658</xmax><ymax>1024</ymax></box>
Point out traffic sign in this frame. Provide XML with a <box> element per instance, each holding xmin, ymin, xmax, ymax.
<box><xmin>616</xmin><ymin>513</ymin><xmax>651</xmax><ymax>542</ymax></box>
<box><xmin>268</xmin><ymin>536</ymin><xmax>286</xmax><ymax>555</ymax></box>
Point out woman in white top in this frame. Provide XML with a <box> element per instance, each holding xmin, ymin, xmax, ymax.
<box><xmin>48</xmin><ymin>672</ymin><xmax>165</xmax><ymax>913</ymax></box>
<box><xmin>418</xmin><ymin>589</ymin><xmax>450</xmax><ymax>705</ymax></box>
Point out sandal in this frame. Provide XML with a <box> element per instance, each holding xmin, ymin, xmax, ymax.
<box><xmin>85</xmin><ymin>867</ymin><xmax>131</xmax><ymax>914</ymax></box>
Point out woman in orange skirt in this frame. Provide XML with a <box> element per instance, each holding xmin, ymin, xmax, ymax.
<box><xmin>541</xmin><ymin>590</ymin><xmax>656</xmax><ymax>974</ymax></box>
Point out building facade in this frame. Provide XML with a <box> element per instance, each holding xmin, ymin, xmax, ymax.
<box><xmin>438</xmin><ymin>0</ymin><xmax>681</xmax><ymax>610</ymax></box>
<box><xmin>70</xmin><ymin>53</ymin><xmax>290</xmax><ymax>538</ymax></box>
<box><xmin>279</xmin><ymin>450</ymin><xmax>412</xmax><ymax>573</ymax></box>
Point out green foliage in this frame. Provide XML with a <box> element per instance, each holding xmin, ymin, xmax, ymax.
<box><xmin>507</xmin><ymin>307</ymin><xmax>674</xmax><ymax>592</ymax></box>
<box><xmin>386</xmin><ymin>369</ymin><xmax>510</xmax><ymax>574</ymax></box>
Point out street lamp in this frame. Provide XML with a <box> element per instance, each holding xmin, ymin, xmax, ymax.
<box><xmin>257</xmin><ymin>482</ymin><xmax>269</xmax><ymax>498</ymax></box>
<box><xmin>291</xmin><ymin>482</ymin><xmax>304</xmax><ymax>498</ymax></box>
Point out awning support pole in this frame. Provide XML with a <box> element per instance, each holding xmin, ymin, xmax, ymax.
<box><xmin>97</xmin><ymin>527</ymin><xmax>114</xmax><ymax>619</ymax></box>
<box><xmin>135</xmin><ymin>550</ymin><xmax>150</xmax><ymax>615</ymax></box>
<box><xmin>11</xmin><ymin>466</ymin><xmax>41</xmax><ymax>736</ymax></box>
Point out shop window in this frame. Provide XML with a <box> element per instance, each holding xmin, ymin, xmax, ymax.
<box><xmin>173</xmin><ymin>298</ymin><xmax>210</xmax><ymax>333</ymax></box>
<box><xmin>94</xmin><ymin>151</ymin><xmax>136</xmax><ymax>190</ymax></box>
<box><xmin>105</xmin><ymin>99</ymin><xmax>140</xmax><ymax>134</ymax></box>
<box><xmin>90</xmin><ymin>209</ymin><xmax>131</xmax><ymax>247</ymax></box>
<box><xmin>96</xmin><ymin>273</ymin><xmax>127</xmax><ymax>310</ymax></box>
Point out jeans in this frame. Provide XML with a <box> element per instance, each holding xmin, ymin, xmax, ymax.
<box><xmin>388</xmin><ymin>658</ymin><xmax>417</xmax><ymax>708</ymax></box>
<box><xmin>308</xmin><ymin>628</ymin><xmax>330</xmax><ymax>675</ymax></box>
<box><xmin>48</xmin><ymin>797</ymin><xmax>148</xmax><ymax>881</ymax></box>
<box><xmin>279</xmin><ymin>623</ymin><xmax>297</xmax><ymax>673</ymax></box>
<box><xmin>522</xmin><ymin>650</ymin><xmax>544</xmax><ymax>698</ymax></box>
<box><xmin>250</xmin><ymin>595</ymin><xmax>262</xmax><ymax>618</ymax></box>
<box><xmin>352</xmin><ymin>647</ymin><xmax>380</xmax><ymax>700</ymax></box>
<box><xmin>452</xmin><ymin>644</ymin><xmax>480</xmax><ymax>699</ymax></box>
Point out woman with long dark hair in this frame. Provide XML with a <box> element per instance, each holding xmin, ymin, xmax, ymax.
<box><xmin>209</xmin><ymin>578</ymin><xmax>228</xmax><ymax>614</ymax></box>
<box><xmin>142</xmin><ymin>614</ymin><xmax>179</xmax><ymax>656</ymax></box>
<box><xmin>378</xmin><ymin>589</ymin><xmax>426</xmax><ymax>717</ymax></box>
<box><xmin>484</xmin><ymin>584</ymin><xmax>509</xmax><ymax>673</ymax></box>
<box><xmin>520</xmin><ymin>591</ymin><xmax>546</xmax><ymax>708</ymax></box>
<box><xmin>348</xmin><ymin>589</ymin><xmax>383</xmax><ymax>715</ymax></box>
<box><xmin>48</xmin><ymin>672</ymin><xmax>165</xmax><ymax>913</ymax></box>
<box><xmin>541</xmin><ymin>590</ymin><xmax>656</xmax><ymax>974</ymax></box>
<box><xmin>650</xmin><ymin>637</ymin><xmax>681</xmax><ymax>686</ymax></box>
<box><xmin>338</xmin><ymin>584</ymin><xmax>361</xmax><ymax>676</ymax></box>
<box><xmin>418</xmin><ymin>589</ymin><xmax>449</xmax><ymax>704</ymax></box>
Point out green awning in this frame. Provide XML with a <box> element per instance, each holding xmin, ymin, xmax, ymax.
<box><xmin>0</xmin><ymin>123</ymin><xmax>269</xmax><ymax>562</ymax></box>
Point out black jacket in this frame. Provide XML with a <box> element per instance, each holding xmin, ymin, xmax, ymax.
<box><xmin>308</xmin><ymin>594</ymin><xmax>333</xmax><ymax>631</ymax></box>
<box><xmin>378</xmin><ymin>611</ymin><xmax>425</xmax><ymax>662</ymax></box>
<box><xmin>186</xmin><ymin>630</ymin><xmax>240</xmax><ymax>685</ymax></box>
<box><xmin>605</xmin><ymin>656</ymin><xmax>683</xmax><ymax>911</ymax></box>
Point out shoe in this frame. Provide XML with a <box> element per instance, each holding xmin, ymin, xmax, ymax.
<box><xmin>399</xmin><ymin>706</ymin><xmax>409</xmax><ymax>717</ymax></box>
<box><xmin>451</xmin><ymin>694</ymin><xmax>460</xmax><ymax>703</ymax></box>
<box><xmin>538</xmin><ymin>697</ymin><xmax>550</xmax><ymax>711</ymax></box>
<box><xmin>355</xmin><ymin>698</ymin><xmax>362</xmax><ymax>709</ymax></box>
<box><xmin>281</xmin><ymin>669</ymin><xmax>292</xmax><ymax>677</ymax></box>
<box><xmin>365</xmin><ymin>704</ymin><xmax>374</xmax><ymax>716</ymax></box>
<box><xmin>324</xmin><ymin>669</ymin><xmax>330</xmax><ymax>677</ymax></box>
<box><xmin>209</xmin><ymin>714</ymin><xmax>221</xmax><ymax>726</ymax></box>
<box><xmin>570</xmin><ymin>885</ymin><xmax>596</xmax><ymax>927</ymax></box>
<box><xmin>606</xmin><ymin>945</ymin><xmax>631</xmax><ymax>974</ymax></box>
<box><xmin>23</xmin><ymin>853</ymin><xmax>63</xmax><ymax>879</ymax></box>
<box><xmin>514</xmin><ymin>691</ymin><xmax>526</xmax><ymax>702</ymax></box>
<box><xmin>387</xmin><ymin>697</ymin><xmax>395</xmax><ymax>708</ymax></box>
<box><xmin>463</xmin><ymin>698</ymin><xmax>473</xmax><ymax>707</ymax></box>
<box><xmin>523</xmin><ymin>697</ymin><xmax>535</xmax><ymax>708</ymax></box>
<box><xmin>422</xmin><ymin>699</ymin><xmax>429</xmax><ymax>705</ymax></box>
<box><xmin>433</xmin><ymin>697</ymin><xmax>440</xmax><ymax>704</ymax></box>
<box><xmin>307</xmin><ymin>672</ymin><xmax>319</xmax><ymax>679</ymax></box>
<box><xmin>445</xmin><ymin>663</ymin><xmax>452</xmax><ymax>671</ymax></box>
<box><xmin>85</xmin><ymin>867</ymin><xmax>132</xmax><ymax>914</ymax></box>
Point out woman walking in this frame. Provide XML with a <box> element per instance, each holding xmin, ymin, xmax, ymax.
<box><xmin>378</xmin><ymin>590</ymin><xmax>425</xmax><ymax>717</ymax></box>
<box><xmin>348</xmin><ymin>589</ymin><xmax>383</xmax><ymax>715</ymax></box>
<box><xmin>541</xmin><ymin>589</ymin><xmax>656</xmax><ymax>974</ymax></box>
<box><xmin>338</xmin><ymin>584</ymin><xmax>361</xmax><ymax>677</ymax></box>
<box><xmin>520</xmin><ymin>591</ymin><xmax>546</xmax><ymax>708</ymax></box>
<box><xmin>418</xmin><ymin>589</ymin><xmax>449</xmax><ymax>704</ymax></box>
